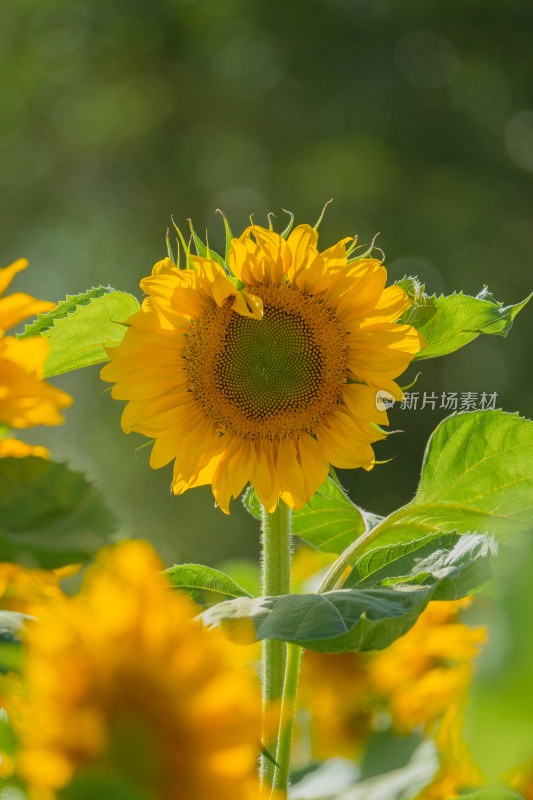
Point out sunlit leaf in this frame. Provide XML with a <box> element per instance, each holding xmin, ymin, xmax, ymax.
<box><xmin>365</xmin><ymin>410</ymin><xmax>533</xmax><ymax>549</ymax></box>
<box><xmin>164</xmin><ymin>563</ymin><xmax>251</xmax><ymax>607</ymax></box>
<box><xmin>202</xmin><ymin>533</ymin><xmax>493</xmax><ymax>652</ymax></box>
<box><xmin>397</xmin><ymin>279</ymin><xmax>531</xmax><ymax>360</ymax></box>
<box><xmin>20</xmin><ymin>287</ymin><xmax>140</xmax><ymax>377</ymax></box>
<box><xmin>344</xmin><ymin>532</ymin><xmax>495</xmax><ymax>601</ymax></box>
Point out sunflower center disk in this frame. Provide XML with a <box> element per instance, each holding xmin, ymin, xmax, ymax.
<box><xmin>184</xmin><ymin>285</ymin><xmax>347</xmax><ymax>439</ymax></box>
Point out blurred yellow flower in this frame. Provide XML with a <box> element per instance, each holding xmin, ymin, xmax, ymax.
<box><xmin>297</xmin><ymin>594</ymin><xmax>486</xmax><ymax>763</ymax></box>
<box><xmin>14</xmin><ymin>540</ymin><xmax>263</xmax><ymax>800</ymax></box>
<box><xmin>0</xmin><ymin>563</ymin><xmax>76</xmax><ymax>616</ymax></box>
<box><xmin>0</xmin><ymin>259</ymin><xmax>71</xmax><ymax>431</ymax></box>
<box><xmin>0</xmin><ymin>438</ymin><xmax>49</xmax><ymax>459</ymax></box>
<box><xmin>416</xmin><ymin>704</ymin><xmax>484</xmax><ymax>799</ymax></box>
<box><xmin>102</xmin><ymin>224</ymin><xmax>423</xmax><ymax>512</ymax></box>
<box><xmin>369</xmin><ymin>598</ymin><xmax>486</xmax><ymax>733</ymax></box>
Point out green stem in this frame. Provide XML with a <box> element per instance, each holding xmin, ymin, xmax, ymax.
<box><xmin>260</xmin><ymin>501</ymin><xmax>291</xmax><ymax>788</ymax></box>
<box><xmin>316</xmin><ymin>524</ymin><xmax>383</xmax><ymax>594</ymax></box>
<box><xmin>273</xmin><ymin>644</ymin><xmax>303</xmax><ymax>794</ymax></box>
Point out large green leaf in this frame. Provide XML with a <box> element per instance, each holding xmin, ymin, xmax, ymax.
<box><xmin>19</xmin><ymin>287</ymin><xmax>140</xmax><ymax>377</ymax></box>
<box><xmin>164</xmin><ymin>563</ymin><xmax>251</xmax><ymax>607</ymax></box>
<box><xmin>0</xmin><ymin>456</ymin><xmax>116</xmax><ymax>568</ymax></box>
<box><xmin>243</xmin><ymin>478</ymin><xmax>377</xmax><ymax>555</ymax></box>
<box><xmin>291</xmin><ymin>478</ymin><xmax>369</xmax><ymax>554</ymax></box>
<box><xmin>201</xmin><ymin>533</ymin><xmax>493</xmax><ymax>653</ymax></box>
<box><xmin>365</xmin><ymin>410</ymin><xmax>533</xmax><ymax>549</ymax></box>
<box><xmin>344</xmin><ymin>532</ymin><xmax>494</xmax><ymax>601</ymax></box>
<box><xmin>397</xmin><ymin>278</ymin><xmax>531</xmax><ymax>360</ymax></box>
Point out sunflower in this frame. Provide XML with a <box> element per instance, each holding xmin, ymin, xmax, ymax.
<box><xmin>14</xmin><ymin>540</ymin><xmax>263</xmax><ymax>800</ymax></box>
<box><xmin>101</xmin><ymin>224</ymin><xmax>423</xmax><ymax>512</ymax></box>
<box><xmin>0</xmin><ymin>259</ymin><xmax>71</xmax><ymax>431</ymax></box>
<box><xmin>369</xmin><ymin>598</ymin><xmax>486</xmax><ymax>733</ymax></box>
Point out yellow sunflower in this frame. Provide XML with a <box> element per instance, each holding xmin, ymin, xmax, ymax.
<box><xmin>14</xmin><ymin>540</ymin><xmax>263</xmax><ymax>800</ymax></box>
<box><xmin>101</xmin><ymin>224</ymin><xmax>423</xmax><ymax>512</ymax></box>
<box><xmin>0</xmin><ymin>259</ymin><xmax>71</xmax><ymax>430</ymax></box>
<box><xmin>369</xmin><ymin>598</ymin><xmax>486</xmax><ymax>733</ymax></box>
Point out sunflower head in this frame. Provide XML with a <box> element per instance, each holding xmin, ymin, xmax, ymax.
<box><xmin>0</xmin><ymin>259</ymin><xmax>72</xmax><ymax>431</ymax></box>
<box><xmin>15</xmin><ymin>540</ymin><xmax>263</xmax><ymax>800</ymax></box>
<box><xmin>102</xmin><ymin>220</ymin><xmax>424</xmax><ymax>512</ymax></box>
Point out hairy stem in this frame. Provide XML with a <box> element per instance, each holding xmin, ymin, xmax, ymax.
<box><xmin>260</xmin><ymin>501</ymin><xmax>291</xmax><ymax>788</ymax></box>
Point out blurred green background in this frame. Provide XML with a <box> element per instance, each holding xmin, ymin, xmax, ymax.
<box><xmin>3</xmin><ymin>0</ymin><xmax>532</xmax><ymax>566</ymax></box>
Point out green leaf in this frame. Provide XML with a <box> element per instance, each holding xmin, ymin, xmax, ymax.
<box><xmin>241</xmin><ymin>485</ymin><xmax>261</xmax><ymax>520</ymax></box>
<box><xmin>0</xmin><ymin>708</ymin><xmax>18</xmax><ymax>759</ymax></box>
<box><xmin>0</xmin><ymin>456</ymin><xmax>116</xmax><ymax>568</ymax></box>
<box><xmin>290</xmin><ymin>742</ymin><xmax>438</xmax><ymax>800</ymax></box>
<box><xmin>18</xmin><ymin>286</ymin><xmax>112</xmax><ymax>338</ymax></box>
<box><xmin>0</xmin><ymin>643</ymin><xmax>23</xmax><ymax>674</ymax></box>
<box><xmin>291</xmin><ymin>478</ymin><xmax>368</xmax><ymax>554</ymax></box>
<box><xmin>164</xmin><ymin>563</ymin><xmax>251</xmax><ymax>607</ymax></box>
<box><xmin>344</xmin><ymin>532</ymin><xmax>495</xmax><ymax>601</ymax></box>
<box><xmin>243</xmin><ymin>478</ymin><xmax>377</xmax><ymax>555</ymax></box>
<box><xmin>398</xmin><ymin>283</ymin><xmax>531</xmax><ymax>360</ymax></box>
<box><xmin>366</xmin><ymin>410</ymin><xmax>533</xmax><ymax>549</ymax></box>
<box><xmin>201</xmin><ymin>533</ymin><xmax>493</xmax><ymax>652</ymax></box>
<box><xmin>0</xmin><ymin>611</ymin><xmax>28</xmax><ymax>646</ymax></box>
<box><xmin>20</xmin><ymin>288</ymin><xmax>140</xmax><ymax>377</ymax></box>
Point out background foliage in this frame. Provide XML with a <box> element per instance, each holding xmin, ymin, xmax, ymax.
<box><xmin>2</xmin><ymin>0</ymin><xmax>532</xmax><ymax>565</ymax></box>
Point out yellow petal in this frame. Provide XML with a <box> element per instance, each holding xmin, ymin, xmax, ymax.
<box><xmin>212</xmin><ymin>437</ymin><xmax>256</xmax><ymax>512</ymax></box>
<box><xmin>342</xmin><ymin>383</ymin><xmax>389</xmax><ymax>426</ymax></box>
<box><xmin>315</xmin><ymin>422</ymin><xmax>376</xmax><ymax>470</ymax></box>
<box><xmin>297</xmin><ymin>432</ymin><xmax>330</xmax><ymax>501</ymax></box>
<box><xmin>0</xmin><ymin>438</ymin><xmax>49</xmax><ymax>459</ymax></box>
<box><xmin>0</xmin><ymin>294</ymin><xmax>55</xmax><ymax>333</ymax></box>
<box><xmin>0</xmin><ymin>258</ymin><xmax>28</xmax><ymax>297</ymax></box>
